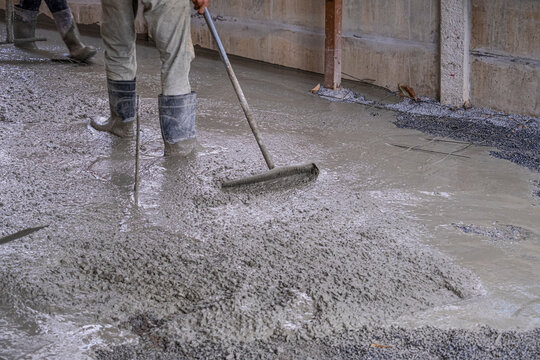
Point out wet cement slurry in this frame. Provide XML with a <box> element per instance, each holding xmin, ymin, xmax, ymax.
<box><xmin>0</xmin><ymin>26</ymin><xmax>539</xmax><ymax>358</ymax></box>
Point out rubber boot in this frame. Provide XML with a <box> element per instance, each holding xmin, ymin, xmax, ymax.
<box><xmin>52</xmin><ymin>8</ymin><xmax>96</xmax><ymax>61</ymax></box>
<box><xmin>91</xmin><ymin>79</ymin><xmax>136</xmax><ymax>137</ymax></box>
<box><xmin>159</xmin><ymin>92</ymin><xmax>197</xmax><ymax>157</ymax></box>
<box><xmin>13</xmin><ymin>6</ymin><xmax>39</xmax><ymax>50</ymax></box>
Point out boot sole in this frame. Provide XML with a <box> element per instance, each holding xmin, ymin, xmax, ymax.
<box><xmin>90</xmin><ymin>118</ymin><xmax>133</xmax><ymax>138</ymax></box>
<box><xmin>70</xmin><ymin>47</ymin><xmax>97</xmax><ymax>62</ymax></box>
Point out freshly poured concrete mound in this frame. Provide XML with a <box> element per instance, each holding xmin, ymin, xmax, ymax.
<box><xmin>0</xmin><ymin>144</ymin><xmax>482</xmax><ymax>346</ymax></box>
<box><xmin>1</xmin><ymin>26</ymin><xmax>538</xmax><ymax>359</ymax></box>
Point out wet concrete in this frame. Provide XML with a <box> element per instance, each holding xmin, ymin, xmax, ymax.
<box><xmin>1</xmin><ymin>26</ymin><xmax>539</xmax><ymax>359</ymax></box>
<box><xmin>317</xmin><ymin>86</ymin><xmax>540</xmax><ymax>175</ymax></box>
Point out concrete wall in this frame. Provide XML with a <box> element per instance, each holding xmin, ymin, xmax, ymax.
<box><xmin>191</xmin><ymin>0</ymin><xmax>440</xmax><ymax>98</ymax></box>
<box><xmin>470</xmin><ymin>0</ymin><xmax>539</xmax><ymax>116</ymax></box>
<box><xmin>1</xmin><ymin>0</ymin><xmax>538</xmax><ymax>116</ymax></box>
<box><xmin>440</xmin><ymin>0</ymin><xmax>471</xmax><ymax>108</ymax></box>
<box><xmin>193</xmin><ymin>0</ymin><xmax>539</xmax><ymax>116</ymax></box>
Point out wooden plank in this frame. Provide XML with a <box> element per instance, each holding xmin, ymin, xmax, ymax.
<box><xmin>324</xmin><ymin>0</ymin><xmax>342</xmax><ymax>90</ymax></box>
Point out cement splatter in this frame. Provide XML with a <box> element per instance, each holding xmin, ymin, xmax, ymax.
<box><xmin>453</xmin><ymin>223</ymin><xmax>540</xmax><ymax>244</ymax></box>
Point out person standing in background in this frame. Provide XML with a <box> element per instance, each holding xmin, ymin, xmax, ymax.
<box><xmin>14</xmin><ymin>0</ymin><xmax>96</xmax><ymax>61</ymax></box>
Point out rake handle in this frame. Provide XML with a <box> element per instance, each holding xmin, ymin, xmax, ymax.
<box><xmin>203</xmin><ymin>8</ymin><xmax>275</xmax><ymax>170</ymax></box>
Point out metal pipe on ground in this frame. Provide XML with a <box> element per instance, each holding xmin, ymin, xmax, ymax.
<box><xmin>134</xmin><ymin>96</ymin><xmax>141</xmax><ymax>202</ymax></box>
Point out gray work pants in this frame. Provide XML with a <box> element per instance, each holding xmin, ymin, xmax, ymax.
<box><xmin>100</xmin><ymin>0</ymin><xmax>194</xmax><ymax>95</ymax></box>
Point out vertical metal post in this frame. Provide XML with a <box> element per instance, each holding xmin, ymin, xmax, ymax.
<box><xmin>324</xmin><ymin>0</ymin><xmax>342</xmax><ymax>90</ymax></box>
<box><xmin>6</xmin><ymin>0</ymin><xmax>14</xmax><ymax>43</ymax></box>
<box><xmin>134</xmin><ymin>96</ymin><xmax>141</xmax><ymax>202</ymax></box>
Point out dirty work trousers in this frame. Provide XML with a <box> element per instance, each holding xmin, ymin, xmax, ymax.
<box><xmin>100</xmin><ymin>0</ymin><xmax>194</xmax><ymax>95</ymax></box>
<box><xmin>19</xmin><ymin>0</ymin><xmax>67</xmax><ymax>12</ymax></box>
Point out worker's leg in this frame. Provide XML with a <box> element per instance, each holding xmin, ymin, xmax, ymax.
<box><xmin>42</xmin><ymin>0</ymin><xmax>96</xmax><ymax>61</ymax></box>
<box><xmin>101</xmin><ymin>0</ymin><xmax>138</xmax><ymax>81</ymax></box>
<box><xmin>143</xmin><ymin>0</ymin><xmax>193</xmax><ymax>95</ymax></box>
<box><xmin>18</xmin><ymin>0</ymin><xmax>43</xmax><ymax>11</ymax></box>
<box><xmin>158</xmin><ymin>92</ymin><xmax>197</xmax><ymax>156</ymax></box>
<box><xmin>14</xmin><ymin>0</ymin><xmax>42</xmax><ymax>49</ymax></box>
<box><xmin>143</xmin><ymin>0</ymin><xmax>197</xmax><ymax>156</ymax></box>
<box><xmin>91</xmin><ymin>0</ymin><xmax>137</xmax><ymax>137</ymax></box>
<box><xmin>43</xmin><ymin>0</ymin><xmax>68</xmax><ymax>12</ymax></box>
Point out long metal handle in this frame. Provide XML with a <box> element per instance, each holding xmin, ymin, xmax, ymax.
<box><xmin>134</xmin><ymin>96</ymin><xmax>141</xmax><ymax>201</ymax></box>
<box><xmin>203</xmin><ymin>8</ymin><xmax>275</xmax><ymax>170</ymax></box>
<box><xmin>6</xmin><ymin>0</ymin><xmax>14</xmax><ymax>43</ymax></box>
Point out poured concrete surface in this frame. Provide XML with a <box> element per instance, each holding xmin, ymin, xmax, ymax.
<box><xmin>0</xmin><ymin>26</ymin><xmax>539</xmax><ymax>358</ymax></box>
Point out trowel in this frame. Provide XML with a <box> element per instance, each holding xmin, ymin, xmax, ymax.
<box><xmin>203</xmin><ymin>9</ymin><xmax>319</xmax><ymax>188</ymax></box>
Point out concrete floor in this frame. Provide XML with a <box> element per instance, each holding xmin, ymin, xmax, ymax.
<box><xmin>0</xmin><ymin>26</ymin><xmax>539</xmax><ymax>359</ymax></box>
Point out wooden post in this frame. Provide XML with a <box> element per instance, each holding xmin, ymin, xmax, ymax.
<box><xmin>324</xmin><ymin>0</ymin><xmax>342</xmax><ymax>90</ymax></box>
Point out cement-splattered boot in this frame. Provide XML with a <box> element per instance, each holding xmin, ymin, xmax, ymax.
<box><xmin>13</xmin><ymin>6</ymin><xmax>39</xmax><ymax>50</ymax></box>
<box><xmin>159</xmin><ymin>92</ymin><xmax>197</xmax><ymax>156</ymax></box>
<box><xmin>91</xmin><ymin>79</ymin><xmax>136</xmax><ymax>137</ymax></box>
<box><xmin>52</xmin><ymin>8</ymin><xmax>96</xmax><ymax>61</ymax></box>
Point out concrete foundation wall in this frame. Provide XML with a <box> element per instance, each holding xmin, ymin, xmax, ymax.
<box><xmin>470</xmin><ymin>0</ymin><xmax>539</xmax><ymax>115</ymax></box>
<box><xmin>191</xmin><ymin>0</ymin><xmax>440</xmax><ymax>97</ymax></box>
<box><xmin>470</xmin><ymin>53</ymin><xmax>539</xmax><ymax>116</ymax></box>
<box><xmin>1</xmin><ymin>0</ymin><xmax>538</xmax><ymax>116</ymax></box>
<box><xmin>471</xmin><ymin>0</ymin><xmax>539</xmax><ymax>59</ymax></box>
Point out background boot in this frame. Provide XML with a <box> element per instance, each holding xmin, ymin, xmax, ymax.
<box><xmin>91</xmin><ymin>79</ymin><xmax>136</xmax><ymax>137</ymax></box>
<box><xmin>13</xmin><ymin>6</ymin><xmax>39</xmax><ymax>50</ymax></box>
<box><xmin>159</xmin><ymin>92</ymin><xmax>197</xmax><ymax>156</ymax></box>
<box><xmin>52</xmin><ymin>9</ymin><xmax>96</xmax><ymax>61</ymax></box>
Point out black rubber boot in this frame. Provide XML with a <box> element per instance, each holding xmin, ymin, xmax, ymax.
<box><xmin>13</xmin><ymin>6</ymin><xmax>39</xmax><ymax>50</ymax></box>
<box><xmin>52</xmin><ymin>8</ymin><xmax>96</xmax><ymax>61</ymax></box>
<box><xmin>91</xmin><ymin>79</ymin><xmax>136</xmax><ymax>137</ymax></box>
<box><xmin>159</xmin><ymin>92</ymin><xmax>197</xmax><ymax>156</ymax></box>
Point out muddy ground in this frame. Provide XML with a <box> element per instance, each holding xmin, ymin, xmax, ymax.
<box><xmin>1</xmin><ymin>26</ymin><xmax>539</xmax><ymax>359</ymax></box>
<box><xmin>318</xmin><ymin>87</ymin><xmax>540</xmax><ymax>176</ymax></box>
